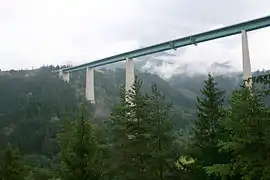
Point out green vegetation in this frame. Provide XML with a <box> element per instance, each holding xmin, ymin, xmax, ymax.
<box><xmin>59</xmin><ymin>104</ymin><xmax>102</xmax><ymax>180</ymax></box>
<box><xmin>0</xmin><ymin>147</ymin><xmax>26</xmax><ymax>180</ymax></box>
<box><xmin>0</xmin><ymin>66</ymin><xmax>270</xmax><ymax>179</ymax></box>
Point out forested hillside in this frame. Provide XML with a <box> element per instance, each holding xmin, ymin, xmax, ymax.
<box><xmin>0</xmin><ymin>66</ymin><xmax>270</xmax><ymax>179</ymax></box>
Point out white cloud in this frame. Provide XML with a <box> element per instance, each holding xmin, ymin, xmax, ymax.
<box><xmin>0</xmin><ymin>0</ymin><xmax>270</xmax><ymax>74</ymax></box>
<box><xmin>154</xmin><ymin>27</ymin><xmax>270</xmax><ymax>77</ymax></box>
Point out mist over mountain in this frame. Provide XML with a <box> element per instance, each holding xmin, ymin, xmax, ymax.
<box><xmin>94</xmin><ymin>50</ymin><xmax>241</xmax><ymax>79</ymax></box>
<box><xmin>1</xmin><ymin>65</ymin><xmax>266</xmax><ymax>120</ymax></box>
<box><xmin>1</xmin><ymin>64</ymin><xmax>270</xmax><ymax>179</ymax></box>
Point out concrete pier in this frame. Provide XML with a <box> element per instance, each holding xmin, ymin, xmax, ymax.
<box><xmin>241</xmin><ymin>30</ymin><xmax>252</xmax><ymax>87</ymax></box>
<box><xmin>59</xmin><ymin>70</ymin><xmax>70</xmax><ymax>83</ymax></box>
<box><xmin>85</xmin><ymin>67</ymin><xmax>95</xmax><ymax>103</ymax></box>
<box><xmin>125</xmin><ymin>58</ymin><xmax>135</xmax><ymax>92</ymax></box>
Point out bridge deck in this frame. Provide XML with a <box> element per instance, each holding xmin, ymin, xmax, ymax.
<box><xmin>61</xmin><ymin>15</ymin><xmax>270</xmax><ymax>73</ymax></box>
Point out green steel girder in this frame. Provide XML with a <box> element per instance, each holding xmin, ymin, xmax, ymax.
<box><xmin>62</xmin><ymin>15</ymin><xmax>270</xmax><ymax>73</ymax></box>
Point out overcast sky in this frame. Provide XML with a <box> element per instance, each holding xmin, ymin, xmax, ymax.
<box><xmin>1</xmin><ymin>0</ymin><xmax>270</xmax><ymax>73</ymax></box>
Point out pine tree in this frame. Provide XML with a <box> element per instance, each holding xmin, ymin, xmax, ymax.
<box><xmin>190</xmin><ymin>74</ymin><xmax>227</xmax><ymax>178</ymax></box>
<box><xmin>147</xmin><ymin>84</ymin><xmax>175</xmax><ymax>180</ymax></box>
<box><xmin>126</xmin><ymin>77</ymin><xmax>153</xmax><ymax>179</ymax></box>
<box><xmin>109</xmin><ymin>79</ymin><xmax>177</xmax><ymax>180</ymax></box>
<box><xmin>109</xmin><ymin>77</ymin><xmax>155</xmax><ymax>179</ymax></box>
<box><xmin>107</xmin><ymin>84</ymin><xmax>132</xmax><ymax>179</ymax></box>
<box><xmin>0</xmin><ymin>147</ymin><xmax>25</xmax><ymax>180</ymax></box>
<box><xmin>59</xmin><ymin>104</ymin><xmax>102</xmax><ymax>180</ymax></box>
<box><xmin>207</xmin><ymin>85</ymin><xmax>270</xmax><ymax>179</ymax></box>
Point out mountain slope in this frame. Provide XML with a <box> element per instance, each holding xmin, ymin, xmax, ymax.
<box><xmin>70</xmin><ymin>67</ymin><xmax>196</xmax><ymax>118</ymax></box>
<box><xmin>0</xmin><ymin>66</ymin><xmax>196</xmax><ymax>156</ymax></box>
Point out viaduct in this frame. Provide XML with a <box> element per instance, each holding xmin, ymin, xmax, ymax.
<box><xmin>56</xmin><ymin>15</ymin><xmax>270</xmax><ymax>103</ymax></box>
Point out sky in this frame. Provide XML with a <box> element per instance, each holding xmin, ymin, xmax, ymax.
<box><xmin>1</xmin><ymin>0</ymin><xmax>270</xmax><ymax>75</ymax></box>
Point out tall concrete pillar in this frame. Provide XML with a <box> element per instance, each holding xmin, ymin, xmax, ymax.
<box><xmin>59</xmin><ymin>70</ymin><xmax>63</xmax><ymax>79</ymax></box>
<box><xmin>85</xmin><ymin>67</ymin><xmax>95</xmax><ymax>104</ymax></box>
<box><xmin>62</xmin><ymin>72</ymin><xmax>70</xmax><ymax>83</ymax></box>
<box><xmin>241</xmin><ymin>30</ymin><xmax>252</xmax><ymax>87</ymax></box>
<box><xmin>59</xmin><ymin>70</ymin><xmax>70</xmax><ymax>83</ymax></box>
<box><xmin>125</xmin><ymin>58</ymin><xmax>135</xmax><ymax>92</ymax></box>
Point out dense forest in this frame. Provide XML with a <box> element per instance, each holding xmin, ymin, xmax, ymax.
<box><xmin>0</xmin><ymin>66</ymin><xmax>270</xmax><ymax>179</ymax></box>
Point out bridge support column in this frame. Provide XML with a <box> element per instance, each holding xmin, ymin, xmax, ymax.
<box><xmin>85</xmin><ymin>67</ymin><xmax>95</xmax><ymax>104</ymax></box>
<box><xmin>59</xmin><ymin>70</ymin><xmax>70</xmax><ymax>83</ymax></box>
<box><xmin>125</xmin><ymin>58</ymin><xmax>135</xmax><ymax>92</ymax></box>
<box><xmin>59</xmin><ymin>70</ymin><xmax>63</xmax><ymax>79</ymax></box>
<box><xmin>241</xmin><ymin>30</ymin><xmax>252</xmax><ymax>87</ymax></box>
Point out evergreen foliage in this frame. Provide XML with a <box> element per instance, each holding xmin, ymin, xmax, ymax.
<box><xmin>186</xmin><ymin>74</ymin><xmax>230</xmax><ymax>179</ymax></box>
<box><xmin>0</xmin><ymin>147</ymin><xmax>25</xmax><ymax>180</ymax></box>
<box><xmin>109</xmin><ymin>78</ymin><xmax>153</xmax><ymax>179</ymax></box>
<box><xmin>1</xmin><ymin>66</ymin><xmax>270</xmax><ymax>179</ymax></box>
<box><xmin>192</xmin><ymin>75</ymin><xmax>226</xmax><ymax>159</ymax></box>
<box><xmin>125</xmin><ymin>77</ymin><xmax>153</xmax><ymax>179</ymax></box>
<box><xmin>147</xmin><ymin>84</ymin><xmax>175</xmax><ymax>179</ymax></box>
<box><xmin>59</xmin><ymin>104</ymin><xmax>102</xmax><ymax>180</ymax></box>
<box><xmin>107</xmin><ymin>84</ymin><xmax>131</xmax><ymax>179</ymax></box>
<box><xmin>206</xmin><ymin>85</ymin><xmax>270</xmax><ymax>179</ymax></box>
<box><xmin>108</xmin><ymin>77</ymin><xmax>176</xmax><ymax>180</ymax></box>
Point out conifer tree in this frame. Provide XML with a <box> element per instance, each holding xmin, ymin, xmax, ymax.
<box><xmin>190</xmin><ymin>74</ymin><xmax>227</xmax><ymax>178</ymax></box>
<box><xmin>0</xmin><ymin>147</ymin><xmax>25</xmax><ymax>180</ymax></box>
<box><xmin>207</xmin><ymin>85</ymin><xmax>270</xmax><ymax>179</ymax></box>
<box><xmin>126</xmin><ymin>77</ymin><xmax>153</xmax><ymax>179</ymax></box>
<box><xmin>59</xmin><ymin>104</ymin><xmax>102</xmax><ymax>180</ymax></box>
<box><xmin>109</xmin><ymin>77</ymin><xmax>153</xmax><ymax>179</ymax></box>
<box><xmin>147</xmin><ymin>84</ymin><xmax>175</xmax><ymax>180</ymax></box>
<box><xmin>109</xmin><ymin>78</ymin><xmax>177</xmax><ymax>180</ymax></box>
<box><xmin>107</xmin><ymin>84</ymin><xmax>132</xmax><ymax>179</ymax></box>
